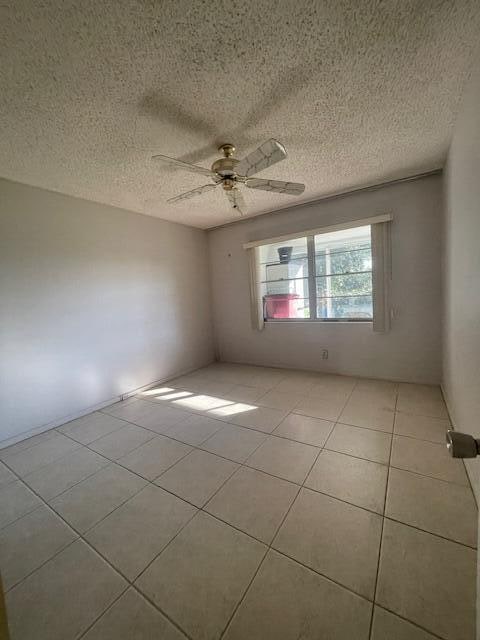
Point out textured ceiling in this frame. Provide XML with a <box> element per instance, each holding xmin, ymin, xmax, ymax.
<box><xmin>1</xmin><ymin>1</ymin><xmax>479</xmax><ymax>229</ymax></box>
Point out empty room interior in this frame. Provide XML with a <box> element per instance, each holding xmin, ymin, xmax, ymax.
<box><xmin>1</xmin><ymin>2</ymin><xmax>480</xmax><ymax>639</ymax></box>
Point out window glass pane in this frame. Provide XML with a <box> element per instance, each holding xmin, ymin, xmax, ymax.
<box><xmin>316</xmin><ymin>247</ymin><xmax>371</xmax><ymax>276</ymax></box>
<box><xmin>259</xmin><ymin>237</ymin><xmax>309</xmax><ymax>319</ymax></box>
<box><xmin>314</xmin><ymin>226</ymin><xmax>372</xmax><ymax>320</ymax></box>
<box><xmin>260</xmin><ymin>281</ymin><xmax>310</xmax><ymax>319</ymax></box>
<box><xmin>316</xmin><ymin>272</ymin><xmax>372</xmax><ymax>298</ymax></box>
<box><xmin>315</xmin><ymin>226</ymin><xmax>372</xmax><ymax>277</ymax></box>
<box><xmin>259</xmin><ymin>237</ymin><xmax>308</xmax><ymax>265</ymax></box>
<box><xmin>317</xmin><ymin>295</ymin><xmax>373</xmax><ymax>319</ymax></box>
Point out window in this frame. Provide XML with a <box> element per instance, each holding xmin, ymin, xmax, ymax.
<box><xmin>259</xmin><ymin>237</ymin><xmax>310</xmax><ymax>319</ymax></box>
<box><xmin>245</xmin><ymin>215</ymin><xmax>391</xmax><ymax>329</ymax></box>
<box><xmin>315</xmin><ymin>226</ymin><xmax>372</xmax><ymax>320</ymax></box>
<box><xmin>258</xmin><ymin>225</ymin><xmax>372</xmax><ymax>322</ymax></box>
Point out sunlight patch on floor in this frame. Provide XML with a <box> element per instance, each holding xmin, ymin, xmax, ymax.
<box><xmin>209</xmin><ymin>402</ymin><xmax>257</xmax><ymax>416</ymax></box>
<box><xmin>139</xmin><ymin>387</ymin><xmax>175</xmax><ymax>396</ymax></box>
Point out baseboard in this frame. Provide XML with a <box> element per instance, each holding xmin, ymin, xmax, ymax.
<box><xmin>440</xmin><ymin>383</ymin><xmax>479</xmax><ymax>509</ymax></box>
<box><xmin>0</xmin><ymin>360</ymin><xmax>214</xmax><ymax>450</ymax></box>
<box><xmin>219</xmin><ymin>357</ymin><xmax>441</xmax><ymax>386</ymax></box>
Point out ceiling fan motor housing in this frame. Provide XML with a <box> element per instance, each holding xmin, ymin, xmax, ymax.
<box><xmin>211</xmin><ymin>156</ymin><xmax>240</xmax><ymax>178</ymax></box>
<box><xmin>153</xmin><ymin>138</ymin><xmax>305</xmax><ymax>215</ymax></box>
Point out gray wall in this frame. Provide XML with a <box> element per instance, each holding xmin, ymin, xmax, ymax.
<box><xmin>442</xmin><ymin>62</ymin><xmax>480</xmax><ymax>501</ymax></box>
<box><xmin>0</xmin><ymin>179</ymin><xmax>214</xmax><ymax>444</ymax></box>
<box><xmin>208</xmin><ymin>174</ymin><xmax>443</xmax><ymax>384</ymax></box>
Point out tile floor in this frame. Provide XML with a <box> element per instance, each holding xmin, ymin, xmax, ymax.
<box><xmin>0</xmin><ymin>363</ymin><xmax>477</xmax><ymax>640</ymax></box>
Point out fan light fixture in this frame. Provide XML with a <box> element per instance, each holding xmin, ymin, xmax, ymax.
<box><xmin>151</xmin><ymin>139</ymin><xmax>305</xmax><ymax>216</ymax></box>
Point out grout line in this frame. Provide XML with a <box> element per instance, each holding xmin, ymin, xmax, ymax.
<box><xmin>76</xmin><ymin>585</ymin><xmax>132</xmax><ymax>640</ymax></box>
<box><xmin>218</xmin><ymin>482</ymin><xmax>303</xmax><ymax>639</ymax></box>
<box><xmin>0</xmin><ymin>508</ymin><xmax>80</xmax><ymax>592</ymax></box>
<box><xmin>64</xmin><ymin>420</ymin><xmax>478</xmax><ymax>551</ymax></box>
<box><xmin>2</xmin><ymin>391</ymin><xmax>470</xmax><ymax>535</ymax></box>
<box><xmin>388</xmin><ymin>461</ymin><xmax>470</xmax><ymax>488</ymax></box>
<box><xmin>220</xmin><ymin>379</ymin><xmax>358</xmax><ymax>638</ymax></box>
<box><xmin>323</xmin><ymin>444</ymin><xmax>390</xmax><ymax>467</ymax></box>
<box><xmin>0</xmin><ymin>485</ymin><xmax>45</xmax><ymax>532</ymax></box>
<box><xmin>372</xmin><ymin>603</ymin><xmax>448</xmax><ymax>640</ymax></box>
<box><xmin>1</xmin><ymin>365</ymin><xmax>470</xmax><ymax>640</ymax></box>
<box><xmin>368</xmin><ymin>386</ymin><xmax>398</xmax><ymax>638</ymax></box>
<box><xmin>1</xmin><ymin>454</ymin><xmax>197</xmax><ymax>640</ymax></box>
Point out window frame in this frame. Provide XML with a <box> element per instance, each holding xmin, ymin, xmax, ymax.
<box><xmin>244</xmin><ymin>214</ymin><xmax>392</xmax><ymax>330</ymax></box>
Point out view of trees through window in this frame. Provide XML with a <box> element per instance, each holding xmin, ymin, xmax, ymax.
<box><xmin>259</xmin><ymin>226</ymin><xmax>373</xmax><ymax>321</ymax></box>
<box><xmin>315</xmin><ymin>226</ymin><xmax>373</xmax><ymax>319</ymax></box>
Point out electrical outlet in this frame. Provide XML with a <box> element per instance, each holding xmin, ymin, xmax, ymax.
<box><xmin>321</xmin><ymin>349</ymin><xmax>328</xmax><ymax>360</ymax></box>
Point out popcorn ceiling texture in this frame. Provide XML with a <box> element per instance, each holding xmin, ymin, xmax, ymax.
<box><xmin>0</xmin><ymin>0</ymin><xmax>479</xmax><ymax>229</ymax></box>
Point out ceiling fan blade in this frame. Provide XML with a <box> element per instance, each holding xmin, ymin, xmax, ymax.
<box><xmin>245</xmin><ymin>178</ymin><xmax>305</xmax><ymax>195</ymax></box>
<box><xmin>152</xmin><ymin>153</ymin><xmax>216</xmax><ymax>178</ymax></box>
<box><xmin>225</xmin><ymin>188</ymin><xmax>247</xmax><ymax>216</ymax></box>
<box><xmin>167</xmin><ymin>183</ymin><xmax>219</xmax><ymax>204</ymax></box>
<box><xmin>235</xmin><ymin>139</ymin><xmax>287</xmax><ymax>177</ymax></box>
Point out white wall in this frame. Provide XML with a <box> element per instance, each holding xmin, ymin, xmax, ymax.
<box><xmin>442</xmin><ymin>61</ymin><xmax>480</xmax><ymax>500</ymax></box>
<box><xmin>0</xmin><ymin>179</ymin><xmax>214</xmax><ymax>444</ymax></box>
<box><xmin>208</xmin><ymin>175</ymin><xmax>443</xmax><ymax>384</ymax></box>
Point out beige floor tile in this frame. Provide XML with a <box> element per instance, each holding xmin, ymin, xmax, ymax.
<box><xmin>193</xmin><ymin>380</ymin><xmax>236</xmax><ymax>397</ymax></box>
<box><xmin>83</xmin><ymin>588</ymin><xmax>186</xmax><ymax>640</ymax></box>
<box><xmin>3</xmin><ymin>433</ymin><xmax>80</xmax><ymax>477</ymax></box>
<box><xmin>50</xmin><ymin>464</ymin><xmax>146</xmax><ymax>532</ymax></box>
<box><xmin>273</xmin><ymin>413</ymin><xmax>334</xmax><ymax>447</ymax></box>
<box><xmin>386</xmin><ymin>467</ymin><xmax>477</xmax><ymax>547</ymax></box>
<box><xmin>201</xmin><ymin>365</ymin><xmax>260</xmax><ymax>387</ymax></box>
<box><xmin>0</xmin><ymin>429</ymin><xmax>58</xmax><ymax>461</ymax></box>
<box><xmin>57</xmin><ymin>412</ymin><xmax>126</xmax><ymax>444</ymax></box>
<box><xmin>248</xmin><ymin>370</ymin><xmax>287</xmax><ymax>390</ymax></box>
<box><xmin>228</xmin><ymin>405</ymin><xmax>288</xmax><ymax>433</ymax></box>
<box><xmin>23</xmin><ymin>447</ymin><xmax>109</xmax><ymax>500</ymax></box>
<box><xmin>394</xmin><ymin>412</ymin><xmax>450</xmax><ymax>443</ymax></box>
<box><xmin>274</xmin><ymin>375</ymin><xmax>317</xmax><ymax>395</ymax></box>
<box><xmin>118</xmin><ymin>435</ymin><xmax>191</xmax><ymax>480</ymax></box>
<box><xmin>0</xmin><ymin>480</ymin><xmax>42</xmax><ymax>529</ymax></box>
<box><xmin>294</xmin><ymin>392</ymin><xmax>349</xmax><ymax>421</ymax></box>
<box><xmin>371</xmin><ymin>606</ymin><xmax>439</xmax><ymax>640</ymax></box>
<box><xmin>166</xmin><ymin>414</ymin><xmax>224</xmax><ymax>445</ymax></box>
<box><xmin>391</xmin><ymin>435</ymin><xmax>469</xmax><ymax>485</ymax></box>
<box><xmin>104</xmin><ymin>399</ymin><xmax>191</xmax><ymax>434</ymax></box>
<box><xmin>136</xmin><ymin>511</ymin><xmax>266</xmax><ymax>640</ymax></box>
<box><xmin>256</xmin><ymin>390</ymin><xmax>304</xmax><ymax>413</ymax></box>
<box><xmin>308</xmin><ymin>374</ymin><xmax>357</xmax><ymax>395</ymax></box>
<box><xmin>339</xmin><ymin>392</ymin><xmax>395</xmax><ymax>432</ymax></box>
<box><xmin>169</xmin><ymin>393</ymin><xmax>241</xmax><ymax>415</ymax></box>
<box><xmin>201</xmin><ymin>425</ymin><xmax>267</xmax><ymax>463</ymax></box>
<box><xmin>5</xmin><ymin>539</ymin><xmax>127</xmax><ymax>640</ymax></box>
<box><xmin>223</xmin><ymin>384</ymin><xmax>266</xmax><ymax>404</ymax></box>
<box><xmin>88</xmin><ymin>423</ymin><xmax>156</xmax><ymax>460</ymax></box>
<box><xmin>354</xmin><ymin>378</ymin><xmax>398</xmax><ymax>400</ymax></box>
<box><xmin>102</xmin><ymin>397</ymin><xmax>161</xmax><ymax>421</ymax></box>
<box><xmin>166</xmin><ymin>373</ymin><xmax>207</xmax><ymax>391</ymax></box>
<box><xmin>306</xmin><ymin>449</ymin><xmax>388</xmax><ymax>513</ymax></box>
<box><xmin>205</xmin><ymin>467</ymin><xmax>299</xmax><ymax>543</ymax></box>
<box><xmin>273</xmin><ymin>488</ymin><xmax>382</xmax><ymax>599</ymax></box>
<box><xmin>86</xmin><ymin>485</ymin><xmax>196</xmax><ymax>580</ymax></box>
<box><xmin>224</xmin><ymin>551</ymin><xmax>372</xmax><ymax>640</ymax></box>
<box><xmin>326</xmin><ymin>423</ymin><xmax>391</xmax><ymax>464</ymax></box>
<box><xmin>397</xmin><ymin>384</ymin><xmax>449</xmax><ymax>419</ymax></box>
<box><xmin>0</xmin><ymin>461</ymin><xmax>16</xmax><ymax>488</ymax></box>
<box><xmin>246</xmin><ymin>436</ymin><xmax>319</xmax><ymax>484</ymax></box>
<box><xmin>156</xmin><ymin>449</ymin><xmax>238</xmax><ymax>507</ymax></box>
<box><xmin>376</xmin><ymin>519</ymin><xmax>476</xmax><ymax>640</ymax></box>
<box><xmin>0</xmin><ymin>505</ymin><xmax>77</xmax><ymax>590</ymax></box>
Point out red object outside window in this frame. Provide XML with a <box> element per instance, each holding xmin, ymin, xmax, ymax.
<box><xmin>264</xmin><ymin>293</ymin><xmax>300</xmax><ymax>319</ymax></box>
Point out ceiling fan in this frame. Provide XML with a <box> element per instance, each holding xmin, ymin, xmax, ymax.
<box><xmin>151</xmin><ymin>139</ymin><xmax>305</xmax><ymax>216</ymax></box>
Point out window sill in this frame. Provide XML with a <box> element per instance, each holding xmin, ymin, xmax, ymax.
<box><xmin>265</xmin><ymin>319</ymin><xmax>373</xmax><ymax>324</ymax></box>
